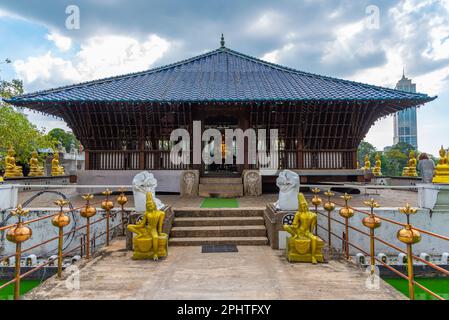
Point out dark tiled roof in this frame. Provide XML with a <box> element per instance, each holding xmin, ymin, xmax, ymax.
<box><xmin>7</xmin><ymin>47</ymin><xmax>435</xmax><ymax>104</ymax></box>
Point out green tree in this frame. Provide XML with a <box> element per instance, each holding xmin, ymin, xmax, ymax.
<box><xmin>48</xmin><ymin>128</ymin><xmax>80</xmax><ymax>152</ymax></box>
<box><xmin>0</xmin><ymin>80</ymin><xmax>56</xmax><ymax>171</ymax></box>
<box><xmin>357</xmin><ymin>140</ymin><xmax>377</xmax><ymax>165</ymax></box>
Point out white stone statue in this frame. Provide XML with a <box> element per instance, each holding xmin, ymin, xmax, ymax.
<box><xmin>274</xmin><ymin>170</ymin><xmax>300</xmax><ymax>211</ymax></box>
<box><xmin>132</xmin><ymin>171</ymin><xmax>164</xmax><ymax>211</ymax></box>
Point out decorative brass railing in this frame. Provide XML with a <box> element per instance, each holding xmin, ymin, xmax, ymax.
<box><xmin>0</xmin><ymin>189</ymin><xmax>129</xmax><ymax>300</ymax></box>
<box><xmin>311</xmin><ymin>188</ymin><xmax>449</xmax><ymax>300</ymax></box>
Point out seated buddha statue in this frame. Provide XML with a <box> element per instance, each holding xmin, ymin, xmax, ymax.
<box><xmin>433</xmin><ymin>146</ymin><xmax>449</xmax><ymax>184</ymax></box>
<box><xmin>51</xmin><ymin>152</ymin><xmax>65</xmax><ymax>176</ymax></box>
<box><xmin>373</xmin><ymin>153</ymin><xmax>382</xmax><ymax>176</ymax></box>
<box><xmin>127</xmin><ymin>192</ymin><xmax>168</xmax><ymax>260</ymax></box>
<box><xmin>28</xmin><ymin>150</ymin><xmax>44</xmax><ymax>177</ymax></box>
<box><xmin>362</xmin><ymin>155</ymin><xmax>371</xmax><ymax>170</ymax></box>
<box><xmin>403</xmin><ymin>150</ymin><xmax>418</xmax><ymax>177</ymax></box>
<box><xmin>283</xmin><ymin>193</ymin><xmax>324</xmax><ymax>264</ymax></box>
<box><xmin>4</xmin><ymin>146</ymin><xmax>23</xmax><ymax>178</ymax></box>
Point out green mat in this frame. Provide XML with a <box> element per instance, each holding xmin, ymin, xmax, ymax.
<box><xmin>200</xmin><ymin>198</ymin><xmax>239</xmax><ymax>208</ymax></box>
<box><xmin>0</xmin><ymin>280</ymin><xmax>42</xmax><ymax>300</ymax></box>
<box><xmin>384</xmin><ymin>278</ymin><xmax>449</xmax><ymax>300</ymax></box>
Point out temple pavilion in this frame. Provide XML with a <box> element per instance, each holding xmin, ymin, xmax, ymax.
<box><xmin>6</xmin><ymin>38</ymin><xmax>435</xmax><ymax>188</ymax></box>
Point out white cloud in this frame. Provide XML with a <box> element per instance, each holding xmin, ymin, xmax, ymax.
<box><xmin>246</xmin><ymin>11</ymin><xmax>287</xmax><ymax>37</ymax></box>
<box><xmin>261</xmin><ymin>43</ymin><xmax>294</xmax><ymax>63</ymax></box>
<box><xmin>14</xmin><ymin>33</ymin><xmax>171</xmax><ymax>90</ymax></box>
<box><xmin>46</xmin><ymin>32</ymin><xmax>72</xmax><ymax>52</ymax></box>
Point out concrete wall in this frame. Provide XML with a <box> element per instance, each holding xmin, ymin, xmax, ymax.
<box><xmin>77</xmin><ymin>170</ymin><xmax>182</xmax><ymax>193</ymax></box>
<box><xmin>316</xmin><ymin>207</ymin><xmax>449</xmax><ymax>256</ymax></box>
<box><xmin>0</xmin><ymin>185</ymin><xmax>18</xmax><ymax>210</ymax></box>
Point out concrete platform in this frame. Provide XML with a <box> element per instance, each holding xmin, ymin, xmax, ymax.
<box><xmin>25</xmin><ymin>238</ymin><xmax>405</xmax><ymax>300</ymax></box>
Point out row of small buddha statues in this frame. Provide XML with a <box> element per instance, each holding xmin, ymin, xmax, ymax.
<box><xmin>3</xmin><ymin>146</ymin><xmax>65</xmax><ymax>178</ymax></box>
<box><xmin>358</xmin><ymin>146</ymin><xmax>449</xmax><ymax>184</ymax></box>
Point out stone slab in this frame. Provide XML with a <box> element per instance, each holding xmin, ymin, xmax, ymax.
<box><xmin>25</xmin><ymin>239</ymin><xmax>405</xmax><ymax>300</ymax></box>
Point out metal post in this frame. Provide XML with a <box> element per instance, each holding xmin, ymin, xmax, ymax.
<box><xmin>344</xmin><ymin>217</ymin><xmax>349</xmax><ymax>260</ymax></box>
<box><xmin>14</xmin><ymin>242</ymin><xmax>21</xmax><ymax>300</ymax></box>
<box><xmin>86</xmin><ymin>217</ymin><xmax>90</xmax><ymax>259</ymax></box>
<box><xmin>57</xmin><ymin>227</ymin><xmax>63</xmax><ymax>278</ymax></box>
<box><xmin>369</xmin><ymin>228</ymin><xmax>375</xmax><ymax>275</ymax></box>
<box><xmin>102</xmin><ymin>189</ymin><xmax>114</xmax><ymax>246</ymax></box>
<box><xmin>397</xmin><ymin>203</ymin><xmax>421</xmax><ymax>301</ymax></box>
<box><xmin>407</xmin><ymin>243</ymin><xmax>415</xmax><ymax>300</ymax></box>
<box><xmin>106</xmin><ymin>210</ymin><xmax>110</xmax><ymax>246</ymax></box>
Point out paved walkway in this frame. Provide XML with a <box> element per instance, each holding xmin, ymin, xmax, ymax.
<box><xmin>26</xmin><ymin>238</ymin><xmax>405</xmax><ymax>300</ymax></box>
<box><xmin>19</xmin><ymin>188</ymin><xmax>418</xmax><ymax>210</ymax></box>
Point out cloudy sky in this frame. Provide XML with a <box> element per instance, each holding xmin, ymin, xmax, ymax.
<box><xmin>0</xmin><ymin>0</ymin><xmax>448</xmax><ymax>155</ymax></box>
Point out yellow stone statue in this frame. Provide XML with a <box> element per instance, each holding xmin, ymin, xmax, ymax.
<box><xmin>362</xmin><ymin>155</ymin><xmax>371</xmax><ymax>170</ymax></box>
<box><xmin>127</xmin><ymin>192</ymin><xmax>168</xmax><ymax>260</ymax></box>
<box><xmin>51</xmin><ymin>152</ymin><xmax>65</xmax><ymax>176</ymax></box>
<box><xmin>373</xmin><ymin>153</ymin><xmax>382</xmax><ymax>176</ymax></box>
<box><xmin>28</xmin><ymin>150</ymin><xmax>44</xmax><ymax>177</ymax></box>
<box><xmin>4</xmin><ymin>146</ymin><xmax>23</xmax><ymax>178</ymax></box>
<box><xmin>283</xmin><ymin>193</ymin><xmax>324</xmax><ymax>264</ymax></box>
<box><xmin>433</xmin><ymin>146</ymin><xmax>449</xmax><ymax>184</ymax></box>
<box><xmin>403</xmin><ymin>150</ymin><xmax>418</xmax><ymax>177</ymax></box>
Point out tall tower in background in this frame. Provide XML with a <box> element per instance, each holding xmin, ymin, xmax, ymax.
<box><xmin>393</xmin><ymin>72</ymin><xmax>418</xmax><ymax>149</ymax></box>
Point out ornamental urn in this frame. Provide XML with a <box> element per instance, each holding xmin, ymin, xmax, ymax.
<box><xmin>397</xmin><ymin>225</ymin><xmax>421</xmax><ymax>244</ymax></box>
<box><xmin>339</xmin><ymin>207</ymin><xmax>354</xmax><ymax>219</ymax></box>
<box><xmin>117</xmin><ymin>193</ymin><xmax>128</xmax><ymax>206</ymax></box>
<box><xmin>101</xmin><ymin>200</ymin><xmax>114</xmax><ymax>211</ymax></box>
<box><xmin>362</xmin><ymin>215</ymin><xmax>381</xmax><ymax>229</ymax></box>
<box><xmin>6</xmin><ymin>222</ymin><xmax>32</xmax><ymax>243</ymax></box>
<box><xmin>52</xmin><ymin>213</ymin><xmax>71</xmax><ymax>228</ymax></box>
<box><xmin>80</xmin><ymin>205</ymin><xmax>96</xmax><ymax>218</ymax></box>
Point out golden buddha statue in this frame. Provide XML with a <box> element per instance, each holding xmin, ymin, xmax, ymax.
<box><xmin>51</xmin><ymin>152</ymin><xmax>65</xmax><ymax>176</ymax></box>
<box><xmin>127</xmin><ymin>192</ymin><xmax>168</xmax><ymax>260</ymax></box>
<box><xmin>283</xmin><ymin>193</ymin><xmax>324</xmax><ymax>264</ymax></box>
<box><xmin>362</xmin><ymin>155</ymin><xmax>371</xmax><ymax>170</ymax></box>
<box><xmin>403</xmin><ymin>150</ymin><xmax>418</xmax><ymax>177</ymax></box>
<box><xmin>4</xmin><ymin>146</ymin><xmax>23</xmax><ymax>178</ymax></box>
<box><xmin>433</xmin><ymin>146</ymin><xmax>449</xmax><ymax>184</ymax></box>
<box><xmin>28</xmin><ymin>150</ymin><xmax>44</xmax><ymax>177</ymax></box>
<box><xmin>373</xmin><ymin>153</ymin><xmax>382</xmax><ymax>176</ymax></box>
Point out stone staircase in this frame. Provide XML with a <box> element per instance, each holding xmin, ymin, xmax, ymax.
<box><xmin>169</xmin><ymin>208</ymin><xmax>269</xmax><ymax>246</ymax></box>
<box><xmin>198</xmin><ymin>177</ymin><xmax>243</xmax><ymax>198</ymax></box>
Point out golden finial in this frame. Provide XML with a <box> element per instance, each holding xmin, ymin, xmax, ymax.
<box><xmin>339</xmin><ymin>193</ymin><xmax>354</xmax><ymax>219</ymax></box>
<box><xmin>363</xmin><ymin>198</ymin><xmax>380</xmax><ymax>209</ymax></box>
<box><xmin>54</xmin><ymin>199</ymin><xmax>69</xmax><ymax>209</ymax></box>
<box><xmin>117</xmin><ymin>187</ymin><xmax>128</xmax><ymax>206</ymax></box>
<box><xmin>102</xmin><ymin>189</ymin><xmax>113</xmax><ymax>196</ymax></box>
<box><xmin>11</xmin><ymin>204</ymin><xmax>30</xmax><ymax>218</ymax></box>
<box><xmin>311</xmin><ymin>188</ymin><xmax>320</xmax><ymax>194</ymax></box>
<box><xmin>82</xmin><ymin>194</ymin><xmax>94</xmax><ymax>202</ymax></box>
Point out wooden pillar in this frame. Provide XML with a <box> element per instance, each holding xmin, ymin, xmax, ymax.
<box><xmin>85</xmin><ymin>150</ymin><xmax>90</xmax><ymax>170</ymax></box>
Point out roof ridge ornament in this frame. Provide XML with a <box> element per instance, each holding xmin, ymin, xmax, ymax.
<box><xmin>220</xmin><ymin>33</ymin><xmax>225</xmax><ymax>48</ymax></box>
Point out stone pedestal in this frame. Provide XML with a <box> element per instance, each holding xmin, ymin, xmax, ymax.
<box><xmin>264</xmin><ymin>204</ymin><xmax>296</xmax><ymax>249</ymax></box>
<box><xmin>418</xmin><ymin>183</ymin><xmax>449</xmax><ymax>212</ymax></box>
<box><xmin>243</xmin><ymin>170</ymin><xmax>262</xmax><ymax>196</ymax></box>
<box><xmin>126</xmin><ymin>206</ymin><xmax>174</xmax><ymax>250</ymax></box>
<box><xmin>180</xmin><ymin>170</ymin><xmax>199</xmax><ymax>197</ymax></box>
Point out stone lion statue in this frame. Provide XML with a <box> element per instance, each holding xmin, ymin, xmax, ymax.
<box><xmin>274</xmin><ymin>170</ymin><xmax>300</xmax><ymax>211</ymax></box>
<box><xmin>132</xmin><ymin>171</ymin><xmax>164</xmax><ymax>211</ymax></box>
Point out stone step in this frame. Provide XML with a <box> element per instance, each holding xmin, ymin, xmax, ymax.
<box><xmin>175</xmin><ymin>208</ymin><xmax>264</xmax><ymax>218</ymax></box>
<box><xmin>199</xmin><ymin>183</ymin><xmax>243</xmax><ymax>197</ymax></box>
<box><xmin>170</xmin><ymin>225</ymin><xmax>267</xmax><ymax>238</ymax></box>
<box><xmin>200</xmin><ymin>177</ymin><xmax>242</xmax><ymax>184</ymax></box>
<box><xmin>173</xmin><ymin>216</ymin><xmax>265</xmax><ymax>227</ymax></box>
<box><xmin>169</xmin><ymin>236</ymin><xmax>269</xmax><ymax>246</ymax></box>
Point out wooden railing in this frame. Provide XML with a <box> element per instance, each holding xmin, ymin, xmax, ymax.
<box><xmin>87</xmin><ymin>149</ymin><xmax>356</xmax><ymax>170</ymax></box>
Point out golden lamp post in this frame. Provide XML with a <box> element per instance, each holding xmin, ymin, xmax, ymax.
<box><xmin>323</xmin><ymin>190</ymin><xmax>335</xmax><ymax>247</ymax></box>
<box><xmin>397</xmin><ymin>203</ymin><xmax>421</xmax><ymax>300</ymax></box>
<box><xmin>101</xmin><ymin>189</ymin><xmax>114</xmax><ymax>246</ymax></box>
<box><xmin>6</xmin><ymin>205</ymin><xmax>32</xmax><ymax>300</ymax></box>
<box><xmin>52</xmin><ymin>199</ymin><xmax>71</xmax><ymax>278</ymax></box>
<box><xmin>338</xmin><ymin>193</ymin><xmax>354</xmax><ymax>260</ymax></box>
<box><xmin>362</xmin><ymin>199</ymin><xmax>381</xmax><ymax>276</ymax></box>
<box><xmin>116</xmin><ymin>188</ymin><xmax>128</xmax><ymax>236</ymax></box>
<box><xmin>311</xmin><ymin>188</ymin><xmax>322</xmax><ymax>235</ymax></box>
<box><xmin>80</xmin><ymin>194</ymin><xmax>96</xmax><ymax>259</ymax></box>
